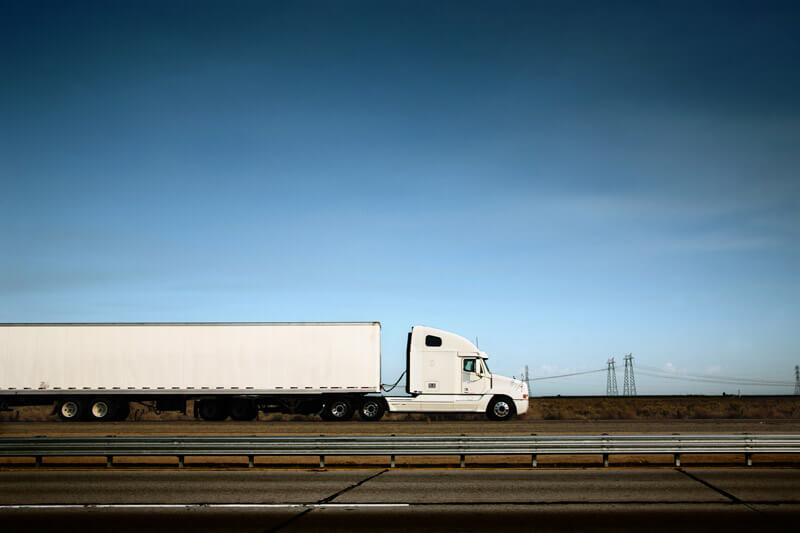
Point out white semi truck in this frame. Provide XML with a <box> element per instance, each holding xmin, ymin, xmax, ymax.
<box><xmin>0</xmin><ymin>322</ymin><xmax>529</xmax><ymax>422</ymax></box>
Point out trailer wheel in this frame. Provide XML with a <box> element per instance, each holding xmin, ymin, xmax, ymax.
<box><xmin>486</xmin><ymin>396</ymin><xmax>515</xmax><ymax>421</ymax></box>
<box><xmin>88</xmin><ymin>398</ymin><xmax>117</xmax><ymax>421</ymax></box>
<box><xmin>359</xmin><ymin>398</ymin><xmax>385</xmax><ymax>421</ymax></box>
<box><xmin>57</xmin><ymin>398</ymin><xmax>85</xmax><ymax>421</ymax></box>
<box><xmin>322</xmin><ymin>399</ymin><xmax>354</xmax><ymax>421</ymax></box>
<box><xmin>230</xmin><ymin>399</ymin><xmax>258</xmax><ymax>421</ymax></box>
<box><xmin>198</xmin><ymin>399</ymin><xmax>228</xmax><ymax>421</ymax></box>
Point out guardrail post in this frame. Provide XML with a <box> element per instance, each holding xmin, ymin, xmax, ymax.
<box><xmin>319</xmin><ymin>455</ymin><xmax>325</xmax><ymax>468</ymax></box>
<box><xmin>390</xmin><ymin>455</ymin><xmax>396</xmax><ymax>468</ymax></box>
<box><xmin>35</xmin><ymin>456</ymin><xmax>41</xmax><ymax>468</ymax></box>
<box><xmin>744</xmin><ymin>434</ymin><xmax>753</xmax><ymax>466</ymax></box>
<box><xmin>178</xmin><ymin>455</ymin><xmax>184</xmax><ymax>468</ymax></box>
<box><xmin>106</xmin><ymin>456</ymin><xmax>113</xmax><ymax>468</ymax></box>
<box><xmin>531</xmin><ymin>454</ymin><xmax>537</xmax><ymax>468</ymax></box>
<box><xmin>602</xmin><ymin>433</ymin><xmax>609</xmax><ymax>467</ymax></box>
<box><xmin>673</xmin><ymin>433</ymin><xmax>682</xmax><ymax>467</ymax></box>
<box><xmin>460</xmin><ymin>455</ymin><xmax>466</xmax><ymax>468</ymax></box>
<box><xmin>248</xmin><ymin>455</ymin><xmax>254</xmax><ymax>468</ymax></box>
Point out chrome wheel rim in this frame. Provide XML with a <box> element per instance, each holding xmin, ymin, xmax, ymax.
<box><xmin>331</xmin><ymin>402</ymin><xmax>347</xmax><ymax>417</ymax></box>
<box><xmin>91</xmin><ymin>401</ymin><xmax>109</xmax><ymax>419</ymax></box>
<box><xmin>61</xmin><ymin>401</ymin><xmax>79</xmax><ymax>418</ymax></box>
<box><xmin>493</xmin><ymin>401</ymin><xmax>510</xmax><ymax>418</ymax></box>
<box><xmin>363</xmin><ymin>402</ymin><xmax>378</xmax><ymax>417</ymax></box>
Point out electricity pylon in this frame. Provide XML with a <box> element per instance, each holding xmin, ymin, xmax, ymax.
<box><xmin>606</xmin><ymin>357</ymin><xmax>618</xmax><ymax>396</ymax></box>
<box><xmin>623</xmin><ymin>353</ymin><xmax>637</xmax><ymax>396</ymax></box>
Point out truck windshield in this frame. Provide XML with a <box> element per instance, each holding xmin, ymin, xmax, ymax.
<box><xmin>481</xmin><ymin>360</ymin><xmax>491</xmax><ymax>374</ymax></box>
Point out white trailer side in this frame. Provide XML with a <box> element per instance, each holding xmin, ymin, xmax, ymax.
<box><xmin>0</xmin><ymin>322</ymin><xmax>381</xmax><ymax>394</ymax></box>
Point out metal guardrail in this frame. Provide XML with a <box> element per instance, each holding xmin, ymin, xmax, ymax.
<box><xmin>1</xmin><ymin>434</ymin><xmax>799</xmax><ymax>468</ymax></box>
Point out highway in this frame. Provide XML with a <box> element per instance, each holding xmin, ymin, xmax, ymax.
<box><xmin>1</xmin><ymin>468</ymin><xmax>799</xmax><ymax>531</ymax></box>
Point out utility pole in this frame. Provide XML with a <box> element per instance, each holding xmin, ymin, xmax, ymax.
<box><xmin>795</xmin><ymin>365</ymin><xmax>799</xmax><ymax>396</ymax></box>
<box><xmin>623</xmin><ymin>353</ymin><xmax>637</xmax><ymax>396</ymax></box>
<box><xmin>606</xmin><ymin>357</ymin><xmax>618</xmax><ymax>396</ymax></box>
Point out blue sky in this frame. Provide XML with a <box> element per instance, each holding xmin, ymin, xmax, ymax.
<box><xmin>1</xmin><ymin>1</ymin><xmax>799</xmax><ymax>395</ymax></box>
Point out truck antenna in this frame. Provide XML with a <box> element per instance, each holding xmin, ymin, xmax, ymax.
<box><xmin>475</xmin><ymin>336</ymin><xmax>479</xmax><ymax>349</ymax></box>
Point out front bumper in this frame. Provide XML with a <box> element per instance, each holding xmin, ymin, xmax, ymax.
<box><xmin>514</xmin><ymin>398</ymin><xmax>529</xmax><ymax>415</ymax></box>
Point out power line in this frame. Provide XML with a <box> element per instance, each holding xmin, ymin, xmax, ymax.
<box><xmin>639</xmin><ymin>370</ymin><xmax>792</xmax><ymax>387</ymax></box>
<box><xmin>529</xmin><ymin>368</ymin><xmax>605</xmax><ymax>381</ymax></box>
<box><xmin>636</xmin><ymin>370</ymin><xmax>794</xmax><ymax>388</ymax></box>
<box><xmin>637</xmin><ymin>369</ymin><xmax>790</xmax><ymax>386</ymax></box>
<box><xmin>638</xmin><ymin>364</ymin><xmax>793</xmax><ymax>386</ymax></box>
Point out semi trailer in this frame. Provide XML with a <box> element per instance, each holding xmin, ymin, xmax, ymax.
<box><xmin>0</xmin><ymin>322</ymin><xmax>529</xmax><ymax>422</ymax></box>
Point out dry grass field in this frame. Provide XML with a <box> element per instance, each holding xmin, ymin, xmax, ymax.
<box><xmin>527</xmin><ymin>395</ymin><xmax>800</xmax><ymax>421</ymax></box>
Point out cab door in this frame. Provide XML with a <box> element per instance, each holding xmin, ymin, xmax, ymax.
<box><xmin>461</xmin><ymin>357</ymin><xmax>489</xmax><ymax>394</ymax></box>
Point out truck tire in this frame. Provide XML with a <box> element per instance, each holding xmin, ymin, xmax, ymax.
<box><xmin>486</xmin><ymin>396</ymin><xmax>515</xmax><ymax>421</ymax></box>
<box><xmin>229</xmin><ymin>399</ymin><xmax>258</xmax><ymax>421</ymax></box>
<box><xmin>359</xmin><ymin>398</ymin><xmax>385</xmax><ymax>421</ymax></box>
<box><xmin>88</xmin><ymin>398</ymin><xmax>117</xmax><ymax>421</ymax></box>
<box><xmin>322</xmin><ymin>399</ymin><xmax>354</xmax><ymax>421</ymax></box>
<box><xmin>198</xmin><ymin>399</ymin><xmax>228</xmax><ymax>421</ymax></box>
<box><xmin>57</xmin><ymin>398</ymin><xmax>85</xmax><ymax>421</ymax></box>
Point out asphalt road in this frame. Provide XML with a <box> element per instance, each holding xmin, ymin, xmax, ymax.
<box><xmin>1</xmin><ymin>468</ymin><xmax>798</xmax><ymax>531</ymax></box>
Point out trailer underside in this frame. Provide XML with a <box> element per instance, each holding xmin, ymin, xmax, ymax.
<box><xmin>0</xmin><ymin>393</ymin><xmax>387</xmax><ymax>422</ymax></box>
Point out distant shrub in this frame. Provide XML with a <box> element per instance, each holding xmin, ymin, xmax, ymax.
<box><xmin>542</xmin><ymin>408</ymin><xmax>564</xmax><ymax>420</ymax></box>
<box><xmin>726</xmin><ymin>403</ymin><xmax>744</xmax><ymax>418</ymax></box>
<box><xmin>690</xmin><ymin>406</ymin><xmax>711</xmax><ymax>419</ymax></box>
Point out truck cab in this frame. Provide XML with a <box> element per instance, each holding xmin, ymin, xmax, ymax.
<box><xmin>386</xmin><ymin>326</ymin><xmax>529</xmax><ymax>420</ymax></box>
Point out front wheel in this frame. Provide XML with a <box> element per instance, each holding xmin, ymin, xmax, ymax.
<box><xmin>359</xmin><ymin>398</ymin><xmax>385</xmax><ymax>421</ymax></box>
<box><xmin>486</xmin><ymin>397</ymin><xmax>515</xmax><ymax>421</ymax></box>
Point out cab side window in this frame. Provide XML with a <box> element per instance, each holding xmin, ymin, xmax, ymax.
<box><xmin>463</xmin><ymin>359</ymin><xmax>476</xmax><ymax>372</ymax></box>
<box><xmin>425</xmin><ymin>335</ymin><xmax>442</xmax><ymax>347</ymax></box>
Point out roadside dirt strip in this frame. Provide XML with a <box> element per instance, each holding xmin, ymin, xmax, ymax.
<box><xmin>0</xmin><ymin>469</ymin><xmax>799</xmax><ymax>531</ymax></box>
<box><xmin>3</xmin><ymin>418</ymin><xmax>800</xmax><ymax>437</ymax></box>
